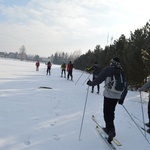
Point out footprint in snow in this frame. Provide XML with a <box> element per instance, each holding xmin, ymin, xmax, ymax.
<box><xmin>24</xmin><ymin>136</ymin><xmax>31</xmax><ymax>146</ymax></box>
<box><xmin>50</xmin><ymin>122</ymin><xmax>56</xmax><ymax>126</ymax></box>
<box><xmin>24</xmin><ymin>140</ymin><xmax>31</xmax><ymax>146</ymax></box>
<box><xmin>55</xmin><ymin>113</ymin><xmax>60</xmax><ymax>116</ymax></box>
<box><xmin>53</xmin><ymin>134</ymin><xmax>60</xmax><ymax>141</ymax></box>
<box><xmin>24</xmin><ymin>141</ymin><xmax>31</xmax><ymax>145</ymax></box>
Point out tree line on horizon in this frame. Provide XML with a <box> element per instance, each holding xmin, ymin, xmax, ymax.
<box><xmin>1</xmin><ymin>20</ymin><xmax>150</xmax><ymax>88</ymax></box>
<box><xmin>50</xmin><ymin>50</ymin><xmax>81</xmax><ymax>65</ymax></box>
<box><xmin>73</xmin><ymin>20</ymin><xmax>150</xmax><ymax>88</ymax></box>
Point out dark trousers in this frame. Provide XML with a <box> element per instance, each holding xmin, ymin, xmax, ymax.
<box><xmin>47</xmin><ymin>68</ymin><xmax>51</xmax><ymax>75</ymax></box>
<box><xmin>92</xmin><ymin>76</ymin><xmax>100</xmax><ymax>92</ymax></box>
<box><xmin>67</xmin><ymin>70</ymin><xmax>73</xmax><ymax>80</ymax></box>
<box><xmin>103</xmin><ymin>97</ymin><xmax>118</xmax><ymax>132</ymax></box>
<box><xmin>92</xmin><ymin>85</ymin><xmax>100</xmax><ymax>92</ymax></box>
<box><xmin>148</xmin><ymin>97</ymin><xmax>150</xmax><ymax>123</ymax></box>
<box><xmin>36</xmin><ymin>66</ymin><xmax>39</xmax><ymax>71</ymax></box>
<box><xmin>61</xmin><ymin>69</ymin><xmax>66</xmax><ymax>77</ymax></box>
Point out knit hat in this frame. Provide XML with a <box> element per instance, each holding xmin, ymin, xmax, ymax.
<box><xmin>110</xmin><ymin>57</ymin><xmax>121</xmax><ymax>67</ymax></box>
<box><xmin>112</xmin><ymin>57</ymin><xmax>120</xmax><ymax>63</ymax></box>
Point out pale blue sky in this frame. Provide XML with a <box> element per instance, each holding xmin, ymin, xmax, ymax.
<box><xmin>0</xmin><ymin>0</ymin><xmax>30</xmax><ymax>6</ymax></box>
<box><xmin>0</xmin><ymin>0</ymin><xmax>150</xmax><ymax>57</ymax></box>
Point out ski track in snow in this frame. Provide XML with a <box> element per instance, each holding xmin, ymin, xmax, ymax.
<box><xmin>0</xmin><ymin>58</ymin><xmax>150</xmax><ymax>150</ymax></box>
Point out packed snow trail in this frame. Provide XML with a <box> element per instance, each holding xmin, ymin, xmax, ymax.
<box><xmin>0</xmin><ymin>58</ymin><xmax>150</xmax><ymax>150</ymax></box>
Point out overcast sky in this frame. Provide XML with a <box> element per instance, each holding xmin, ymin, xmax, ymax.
<box><xmin>0</xmin><ymin>0</ymin><xmax>150</xmax><ymax>57</ymax></box>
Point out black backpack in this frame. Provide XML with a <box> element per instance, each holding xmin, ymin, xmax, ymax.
<box><xmin>108</xmin><ymin>68</ymin><xmax>126</xmax><ymax>94</ymax></box>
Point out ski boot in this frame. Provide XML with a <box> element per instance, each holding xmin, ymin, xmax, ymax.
<box><xmin>108</xmin><ymin>129</ymin><xmax>116</xmax><ymax>143</ymax></box>
<box><xmin>145</xmin><ymin>122</ymin><xmax>150</xmax><ymax>128</ymax></box>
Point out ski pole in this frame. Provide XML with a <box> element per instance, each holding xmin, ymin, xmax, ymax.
<box><xmin>79</xmin><ymin>86</ymin><xmax>90</xmax><ymax>140</ymax></box>
<box><xmin>82</xmin><ymin>73</ymin><xmax>91</xmax><ymax>85</ymax></box>
<box><xmin>122</xmin><ymin>105</ymin><xmax>150</xmax><ymax>144</ymax></box>
<box><xmin>75</xmin><ymin>69</ymin><xmax>85</xmax><ymax>85</ymax></box>
<box><xmin>131</xmin><ymin>113</ymin><xmax>144</xmax><ymax>124</ymax></box>
<box><xmin>139</xmin><ymin>92</ymin><xmax>146</xmax><ymax>137</ymax></box>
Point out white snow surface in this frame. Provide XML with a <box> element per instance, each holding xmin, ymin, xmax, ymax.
<box><xmin>0</xmin><ymin>58</ymin><xmax>150</xmax><ymax>150</ymax></box>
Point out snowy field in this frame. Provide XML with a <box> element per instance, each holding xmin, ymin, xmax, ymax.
<box><xmin>0</xmin><ymin>58</ymin><xmax>150</xmax><ymax>150</ymax></box>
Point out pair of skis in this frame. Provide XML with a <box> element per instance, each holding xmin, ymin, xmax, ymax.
<box><xmin>92</xmin><ymin>115</ymin><xmax>122</xmax><ymax>150</ymax></box>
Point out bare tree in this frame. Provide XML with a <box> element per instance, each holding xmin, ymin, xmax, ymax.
<box><xmin>69</xmin><ymin>50</ymin><xmax>81</xmax><ymax>61</ymax></box>
<box><xmin>19</xmin><ymin>45</ymin><xmax>27</xmax><ymax>61</ymax></box>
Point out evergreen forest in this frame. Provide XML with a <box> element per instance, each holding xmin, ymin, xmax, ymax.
<box><xmin>73</xmin><ymin>20</ymin><xmax>150</xmax><ymax>88</ymax></box>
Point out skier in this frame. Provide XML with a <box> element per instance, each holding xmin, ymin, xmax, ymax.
<box><xmin>139</xmin><ymin>79</ymin><xmax>150</xmax><ymax>129</ymax></box>
<box><xmin>46</xmin><ymin>61</ymin><xmax>52</xmax><ymax>75</ymax></box>
<box><xmin>61</xmin><ymin>62</ymin><xmax>66</xmax><ymax>78</ymax></box>
<box><xmin>87</xmin><ymin>57</ymin><xmax>128</xmax><ymax>143</ymax></box>
<box><xmin>35</xmin><ymin>61</ymin><xmax>40</xmax><ymax>71</ymax></box>
<box><xmin>86</xmin><ymin>61</ymin><xmax>101</xmax><ymax>94</ymax></box>
<box><xmin>67</xmin><ymin>61</ymin><xmax>73</xmax><ymax>80</ymax></box>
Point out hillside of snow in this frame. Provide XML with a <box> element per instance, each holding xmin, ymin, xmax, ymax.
<box><xmin>0</xmin><ymin>58</ymin><xmax>150</xmax><ymax>150</ymax></box>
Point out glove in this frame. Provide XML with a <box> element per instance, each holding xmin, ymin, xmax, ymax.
<box><xmin>87</xmin><ymin>80</ymin><xmax>92</xmax><ymax>86</ymax></box>
<box><xmin>85</xmin><ymin>68</ymin><xmax>89</xmax><ymax>72</ymax></box>
<box><xmin>118</xmin><ymin>99</ymin><xmax>124</xmax><ymax>105</ymax></box>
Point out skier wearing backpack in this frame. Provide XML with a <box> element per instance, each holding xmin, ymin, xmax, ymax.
<box><xmin>46</xmin><ymin>61</ymin><xmax>52</xmax><ymax>75</ymax></box>
<box><xmin>87</xmin><ymin>57</ymin><xmax>128</xmax><ymax>143</ymax></box>
<box><xmin>67</xmin><ymin>61</ymin><xmax>73</xmax><ymax>80</ymax></box>
<box><xmin>86</xmin><ymin>61</ymin><xmax>101</xmax><ymax>94</ymax></box>
<box><xmin>35</xmin><ymin>61</ymin><xmax>40</xmax><ymax>71</ymax></box>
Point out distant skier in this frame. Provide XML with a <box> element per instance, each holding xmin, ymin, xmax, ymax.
<box><xmin>87</xmin><ymin>57</ymin><xmax>128</xmax><ymax>143</ymax></box>
<box><xmin>86</xmin><ymin>61</ymin><xmax>101</xmax><ymax>94</ymax></box>
<box><xmin>61</xmin><ymin>62</ymin><xmax>66</xmax><ymax>78</ymax></box>
<box><xmin>67</xmin><ymin>61</ymin><xmax>73</xmax><ymax>80</ymax></box>
<box><xmin>35</xmin><ymin>61</ymin><xmax>40</xmax><ymax>71</ymax></box>
<box><xmin>139</xmin><ymin>79</ymin><xmax>150</xmax><ymax>130</ymax></box>
<box><xmin>46</xmin><ymin>61</ymin><xmax>52</xmax><ymax>75</ymax></box>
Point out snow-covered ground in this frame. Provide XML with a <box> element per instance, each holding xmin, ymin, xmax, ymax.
<box><xmin>0</xmin><ymin>58</ymin><xmax>150</xmax><ymax>150</ymax></box>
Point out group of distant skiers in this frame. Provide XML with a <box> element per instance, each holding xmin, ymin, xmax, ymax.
<box><xmin>61</xmin><ymin>61</ymin><xmax>74</xmax><ymax>80</ymax></box>
<box><xmin>36</xmin><ymin>57</ymin><xmax>150</xmax><ymax>144</ymax></box>
<box><xmin>35</xmin><ymin>60</ymin><xmax>74</xmax><ymax>80</ymax></box>
<box><xmin>35</xmin><ymin>61</ymin><xmax>52</xmax><ymax>75</ymax></box>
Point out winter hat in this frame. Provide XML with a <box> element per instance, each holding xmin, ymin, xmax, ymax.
<box><xmin>112</xmin><ymin>57</ymin><xmax>120</xmax><ymax>63</ymax></box>
<box><xmin>110</xmin><ymin>57</ymin><xmax>121</xmax><ymax>66</ymax></box>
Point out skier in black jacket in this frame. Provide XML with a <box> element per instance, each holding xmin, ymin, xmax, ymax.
<box><xmin>87</xmin><ymin>57</ymin><xmax>128</xmax><ymax>143</ymax></box>
<box><xmin>86</xmin><ymin>61</ymin><xmax>101</xmax><ymax>94</ymax></box>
